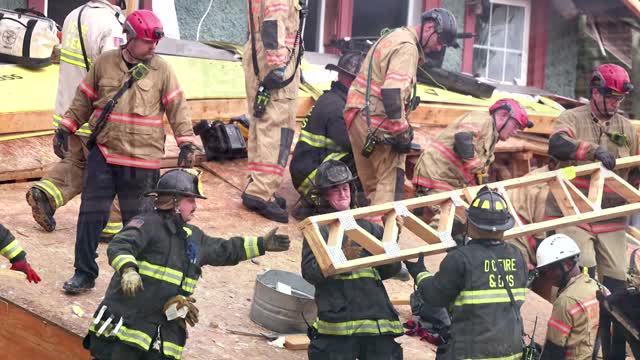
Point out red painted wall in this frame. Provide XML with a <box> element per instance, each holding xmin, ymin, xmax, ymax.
<box><xmin>461</xmin><ymin>2</ymin><xmax>476</xmax><ymax>74</ymax></box>
<box><xmin>26</xmin><ymin>0</ymin><xmax>45</xmax><ymax>13</ymax></box>
<box><xmin>324</xmin><ymin>0</ymin><xmax>353</xmax><ymax>54</ymax></box>
<box><xmin>423</xmin><ymin>0</ymin><xmax>442</xmax><ymax>10</ymax></box>
<box><xmin>140</xmin><ymin>0</ymin><xmax>153</xmax><ymax>10</ymax></box>
<box><xmin>527</xmin><ymin>0</ymin><xmax>549</xmax><ymax>89</ymax></box>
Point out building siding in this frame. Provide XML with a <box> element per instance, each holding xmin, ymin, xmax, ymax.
<box><xmin>174</xmin><ymin>0</ymin><xmax>247</xmax><ymax>44</ymax></box>
<box><xmin>0</xmin><ymin>0</ymin><xmax>27</xmax><ymax>9</ymax></box>
<box><xmin>544</xmin><ymin>3</ymin><xmax>579</xmax><ymax>98</ymax></box>
<box><xmin>441</xmin><ymin>0</ymin><xmax>464</xmax><ymax>72</ymax></box>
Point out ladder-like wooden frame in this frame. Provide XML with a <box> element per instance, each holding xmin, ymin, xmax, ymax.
<box><xmin>298</xmin><ymin>156</ymin><xmax>640</xmax><ymax>276</ymax></box>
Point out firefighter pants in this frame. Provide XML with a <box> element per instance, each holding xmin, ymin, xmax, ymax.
<box><xmin>33</xmin><ymin>134</ymin><xmax>123</xmax><ymax>236</ymax></box>
<box><xmin>87</xmin><ymin>334</ymin><xmax>171</xmax><ymax>360</ymax></box>
<box><xmin>558</xmin><ymin>226</ymin><xmax>627</xmax><ymax>280</ymax></box>
<box><xmin>244</xmin><ymin>95</ymin><xmax>297</xmax><ymax>202</ymax></box>
<box><xmin>308</xmin><ymin>335</ymin><xmax>403</xmax><ymax>360</ymax></box>
<box><xmin>348</xmin><ymin>112</ymin><xmax>406</xmax><ymax>206</ymax></box>
<box><xmin>74</xmin><ymin>148</ymin><xmax>158</xmax><ymax>279</ymax></box>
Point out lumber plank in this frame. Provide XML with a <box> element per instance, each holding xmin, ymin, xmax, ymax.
<box><xmin>437</xmin><ymin>200</ymin><xmax>455</xmax><ymax>233</ymax></box>
<box><xmin>605</xmin><ymin>172</ymin><xmax>640</xmax><ymax>203</ymax></box>
<box><xmin>284</xmin><ymin>334</ymin><xmax>310</xmax><ymax>350</ymax></box>
<box><xmin>383</xmin><ymin>210</ymin><xmax>400</xmax><ymax>243</ymax></box>
<box><xmin>563</xmin><ymin>180</ymin><xmax>597</xmax><ymax>213</ymax></box>
<box><xmin>327</xmin><ymin>223</ymin><xmax>345</xmax><ymax>248</ymax></box>
<box><xmin>588</xmin><ymin>168</ymin><xmax>605</xmax><ymax>207</ymax></box>
<box><xmin>548</xmin><ymin>177</ymin><xmax>578</xmax><ymax>216</ymax></box>
<box><xmin>0</xmin><ymin>269</ymin><xmax>26</xmax><ymax>280</ymax></box>
<box><xmin>0</xmin><ymin>296</ymin><xmax>89</xmax><ymax>360</ymax></box>
<box><xmin>344</xmin><ymin>227</ymin><xmax>386</xmax><ymax>255</ymax></box>
<box><xmin>390</xmin><ymin>294</ymin><xmax>411</xmax><ymax>306</ymax></box>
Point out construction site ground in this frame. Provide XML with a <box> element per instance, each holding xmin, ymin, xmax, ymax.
<box><xmin>0</xmin><ymin>123</ymin><xmax>569</xmax><ymax>359</ymax></box>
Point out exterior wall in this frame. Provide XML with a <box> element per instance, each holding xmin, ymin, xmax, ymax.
<box><xmin>0</xmin><ymin>0</ymin><xmax>27</xmax><ymax>9</ymax></box>
<box><xmin>441</xmin><ymin>0</ymin><xmax>464</xmax><ymax>71</ymax></box>
<box><xmin>544</xmin><ymin>3</ymin><xmax>579</xmax><ymax>98</ymax></box>
<box><xmin>174</xmin><ymin>0</ymin><xmax>247</xmax><ymax>44</ymax></box>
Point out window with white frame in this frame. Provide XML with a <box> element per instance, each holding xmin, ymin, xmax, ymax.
<box><xmin>472</xmin><ymin>0</ymin><xmax>530</xmax><ymax>84</ymax></box>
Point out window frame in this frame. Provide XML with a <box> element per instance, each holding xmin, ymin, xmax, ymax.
<box><xmin>472</xmin><ymin>0</ymin><xmax>531</xmax><ymax>84</ymax></box>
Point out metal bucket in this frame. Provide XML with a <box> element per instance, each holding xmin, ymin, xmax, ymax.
<box><xmin>249</xmin><ymin>269</ymin><xmax>317</xmax><ymax>333</ymax></box>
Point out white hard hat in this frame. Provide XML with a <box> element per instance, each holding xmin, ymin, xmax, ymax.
<box><xmin>536</xmin><ymin>233</ymin><xmax>580</xmax><ymax>269</ymax></box>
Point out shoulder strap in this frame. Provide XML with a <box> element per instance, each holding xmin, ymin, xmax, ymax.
<box><xmin>486</xmin><ymin>246</ymin><xmax>525</xmax><ymax>341</ymax></box>
<box><xmin>77</xmin><ymin>5</ymin><xmax>91</xmax><ymax>71</ymax></box>
<box><xmin>247</xmin><ymin>0</ymin><xmax>260</xmax><ymax>77</ymax></box>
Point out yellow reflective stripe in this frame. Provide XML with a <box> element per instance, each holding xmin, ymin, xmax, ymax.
<box><xmin>416</xmin><ymin>271</ymin><xmax>432</xmax><ymax>286</ymax></box>
<box><xmin>76</xmin><ymin>123</ymin><xmax>92</xmax><ymax>136</ymax></box>
<box><xmin>0</xmin><ymin>240</ymin><xmax>24</xmax><ymax>260</ymax></box>
<box><xmin>464</xmin><ymin>352</ymin><xmax>523</xmax><ymax>360</ymax></box>
<box><xmin>244</xmin><ymin>236</ymin><xmax>259</xmax><ymax>259</ymax></box>
<box><xmin>52</xmin><ymin>114</ymin><xmax>62</xmax><ymax>128</ymax></box>
<box><xmin>299</xmin><ymin>130</ymin><xmax>340</xmax><ymax>151</ymax></box>
<box><xmin>138</xmin><ymin>260</ymin><xmax>183</xmax><ymax>286</ymax></box>
<box><xmin>297</xmin><ymin>152</ymin><xmax>349</xmax><ymax>196</ymax></box>
<box><xmin>89</xmin><ymin>319</ymin><xmax>153</xmax><ymax>351</ymax></box>
<box><xmin>101</xmin><ymin>222</ymin><xmax>124</xmax><ymax>235</ymax></box>
<box><xmin>182</xmin><ymin>227</ymin><xmax>192</xmax><ymax>237</ymax></box>
<box><xmin>453</xmin><ymin>288</ymin><xmax>527</xmax><ymax>306</ymax></box>
<box><xmin>163</xmin><ymin>341</ymin><xmax>184</xmax><ymax>359</ymax></box>
<box><xmin>60</xmin><ymin>48</ymin><xmax>92</xmax><ymax>69</ymax></box>
<box><xmin>181</xmin><ymin>277</ymin><xmax>198</xmax><ymax>293</ymax></box>
<box><xmin>111</xmin><ymin>254</ymin><xmax>137</xmax><ymax>272</ymax></box>
<box><xmin>314</xmin><ymin>318</ymin><xmax>404</xmax><ymax>336</ymax></box>
<box><xmin>334</xmin><ymin>268</ymin><xmax>380</xmax><ymax>281</ymax></box>
<box><xmin>35</xmin><ymin>180</ymin><xmax>63</xmax><ymax>207</ymax></box>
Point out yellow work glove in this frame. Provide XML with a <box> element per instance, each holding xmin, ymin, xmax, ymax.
<box><xmin>162</xmin><ymin>295</ymin><xmax>199</xmax><ymax>328</ymax></box>
<box><xmin>121</xmin><ymin>267</ymin><xmax>143</xmax><ymax>297</ymax></box>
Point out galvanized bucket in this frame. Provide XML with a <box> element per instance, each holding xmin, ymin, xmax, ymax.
<box><xmin>249</xmin><ymin>269</ymin><xmax>317</xmax><ymax>333</ymax></box>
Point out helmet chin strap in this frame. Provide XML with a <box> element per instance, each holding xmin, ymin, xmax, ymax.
<box><xmin>593</xmin><ymin>93</ymin><xmax>613</xmax><ymax>119</ymax></box>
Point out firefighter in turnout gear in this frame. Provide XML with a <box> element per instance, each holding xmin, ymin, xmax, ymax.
<box><xmin>0</xmin><ymin>224</ymin><xmax>41</xmax><ymax>283</ymax></box>
<box><xmin>545</xmin><ymin>63</ymin><xmax>636</xmax><ymax>359</ymax></box>
<box><xmin>60</xmin><ymin>10</ymin><xmax>198</xmax><ymax>294</ymax></box>
<box><xmin>27</xmin><ymin>0</ymin><xmax>125</xmax><ymax>236</ymax></box>
<box><xmin>536</xmin><ymin>234</ymin><xmax>601</xmax><ymax>360</ymax></box>
<box><xmin>84</xmin><ymin>168</ymin><xmax>290</xmax><ymax>360</ymax></box>
<box><xmin>344</xmin><ymin>8</ymin><xmax>459</xmax><ymax>208</ymax></box>
<box><xmin>241</xmin><ymin>0</ymin><xmax>304</xmax><ymax>223</ymax></box>
<box><xmin>289</xmin><ymin>51</ymin><xmax>365</xmax><ymax>220</ymax></box>
<box><xmin>413</xmin><ymin>98</ymin><xmax>533</xmax><ymax>227</ymax></box>
<box><xmin>301</xmin><ymin>160</ymin><xmax>404</xmax><ymax>359</ymax></box>
<box><xmin>404</xmin><ymin>187</ymin><xmax>528</xmax><ymax>359</ymax></box>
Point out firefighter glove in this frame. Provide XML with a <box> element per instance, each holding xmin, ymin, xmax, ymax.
<box><xmin>10</xmin><ymin>259</ymin><xmax>41</xmax><ymax>283</ymax></box>
<box><xmin>475</xmin><ymin>171</ymin><xmax>489</xmax><ymax>185</ymax></box>
<box><xmin>53</xmin><ymin>127</ymin><xmax>70</xmax><ymax>159</ymax></box>
<box><xmin>163</xmin><ymin>295</ymin><xmax>199</xmax><ymax>328</ymax></box>
<box><xmin>595</xmin><ymin>146</ymin><xmax>616</xmax><ymax>170</ymax></box>
<box><xmin>178</xmin><ymin>143</ymin><xmax>196</xmax><ymax>168</ymax></box>
<box><xmin>404</xmin><ymin>253</ymin><xmax>427</xmax><ymax>282</ymax></box>
<box><xmin>121</xmin><ymin>267</ymin><xmax>143</xmax><ymax>297</ymax></box>
<box><xmin>263</xmin><ymin>227</ymin><xmax>290</xmax><ymax>252</ymax></box>
<box><xmin>263</xmin><ymin>67</ymin><xmax>286</xmax><ymax>89</ymax></box>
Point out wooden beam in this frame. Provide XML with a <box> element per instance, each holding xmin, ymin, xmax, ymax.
<box><xmin>0</xmin><ymin>296</ymin><xmax>89</xmax><ymax>359</ymax></box>
<box><xmin>587</xmin><ymin>168</ymin><xmax>605</xmax><ymax>208</ymax></box>
<box><xmin>549</xmin><ymin>176</ymin><xmax>578</xmax><ymax>216</ymax></box>
<box><xmin>437</xmin><ymin>200</ymin><xmax>456</xmax><ymax>233</ymax></box>
<box><xmin>390</xmin><ymin>294</ymin><xmax>411</xmax><ymax>306</ymax></box>
<box><xmin>327</xmin><ymin>223</ymin><xmax>344</xmax><ymax>248</ymax></box>
<box><xmin>563</xmin><ymin>179</ymin><xmax>597</xmax><ymax>213</ymax></box>
<box><xmin>344</xmin><ymin>227</ymin><xmax>386</xmax><ymax>255</ymax></box>
<box><xmin>383</xmin><ymin>210</ymin><xmax>400</xmax><ymax>243</ymax></box>
<box><xmin>284</xmin><ymin>334</ymin><xmax>310</xmax><ymax>350</ymax></box>
<box><xmin>605</xmin><ymin>172</ymin><xmax>640</xmax><ymax>203</ymax></box>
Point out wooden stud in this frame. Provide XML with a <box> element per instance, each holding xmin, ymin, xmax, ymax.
<box><xmin>390</xmin><ymin>294</ymin><xmax>411</xmax><ymax>306</ymax></box>
<box><xmin>548</xmin><ymin>176</ymin><xmax>578</xmax><ymax>216</ymax></box>
<box><xmin>327</xmin><ymin>223</ymin><xmax>344</xmax><ymax>248</ymax></box>
<box><xmin>588</xmin><ymin>168</ymin><xmax>605</xmax><ymax>207</ymax></box>
<box><xmin>383</xmin><ymin>210</ymin><xmax>399</xmax><ymax>243</ymax></box>
<box><xmin>403</xmin><ymin>211</ymin><xmax>442</xmax><ymax>244</ymax></box>
<box><xmin>284</xmin><ymin>334</ymin><xmax>310</xmax><ymax>350</ymax></box>
<box><xmin>563</xmin><ymin>179</ymin><xmax>597</xmax><ymax>213</ymax></box>
<box><xmin>344</xmin><ymin>227</ymin><xmax>386</xmax><ymax>255</ymax></box>
<box><xmin>605</xmin><ymin>172</ymin><xmax>640</xmax><ymax>203</ymax></box>
<box><xmin>437</xmin><ymin>200</ymin><xmax>456</xmax><ymax>233</ymax></box>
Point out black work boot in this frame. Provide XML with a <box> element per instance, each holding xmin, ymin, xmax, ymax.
<box><xmin>63</xmin><ymin>272</ymin><xmax>96</xmax><ymax>294</ymax></box>
<box><xmin>26</xmin><ymin>187</ymin><xmax>56</xmax><ymax>232</ymax></box>
<box><xmin>273</xmin><ymin>194</ymin><xmax>287</xmax><ymax>210</ymax></box>
<box><xmin>393</xmin><ymin>263</ymin><xmax>411</xmax><ymax>282</ymax></box>
<box><xmin>242</xmin><ymin>193</ymin><xmax>289</xmax><ymax>223</ymax></box>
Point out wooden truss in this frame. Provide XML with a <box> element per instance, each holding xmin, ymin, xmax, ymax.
<box><xmin>298</xmin><ymin>156</ymin><xmax>640</xmax><ymax>277</ymax></box>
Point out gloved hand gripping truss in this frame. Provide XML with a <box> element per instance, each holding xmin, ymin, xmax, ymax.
<box><xmin>404</xmin><ymin>253</ymin><xmax>428</xmax><ymax>283</ymax></box>
<box><xmin>163</xmin><ymin>295</ymin><xmax>199</xmax><ymax>328</ymax></box>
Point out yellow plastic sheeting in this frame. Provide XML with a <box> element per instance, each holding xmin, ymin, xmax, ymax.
<box><xmin>0</xmin><ymin>64</ymin><xmax>59</xmax><ymax>113</ymax></box>
<box><xmin>163</xmin><ymin>55</ymin><xmax>247</xmax><ymax>99</ymax></box>
<box><xmin>415</xmin><ymin>84</ymin><xmax>562</xmax><ymax>117</ymax></box>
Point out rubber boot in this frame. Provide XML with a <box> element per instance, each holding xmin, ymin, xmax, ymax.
<box><xmin>63</xmin><ymin>271</ymin><xmax>96</xmax><ymax>294</ymax></box>
<box><xmin>26</xmin><ymin>187</ymin><xmax>56</xmax><ymax>232</ymax></box>
<box><xmin>242</xmin><ymin>193</ymin><xmax>289</xmax><ymax>223</ymax></box>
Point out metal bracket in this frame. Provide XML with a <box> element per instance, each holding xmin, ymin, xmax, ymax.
<box><xmin>438</xmin><ymin>231</ymin><xmax>456</xmax><ymax>247</ymax></box>
<box><xmin>450</xmin><ymin>192</ymin><xmax>464</xmax><ymax>207</ymax></box>
<box><xmin>383</xmin><ymin>242</ymin><xmax>401</xmax><ymax>257</ymax></box>
<box><xmin>338</xmin><ymin>212</ymin><xmax>358</xmax><ymax>230</ymax></box>
<box><xmin>393</xmin><ymin>202</ymin><xmax>410</xmax><ymax>217</ymax></box>
<box><xmin>327</xmin><ymin>246</ymin><xmax>347</xmax><ymax>265</ymax></box>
